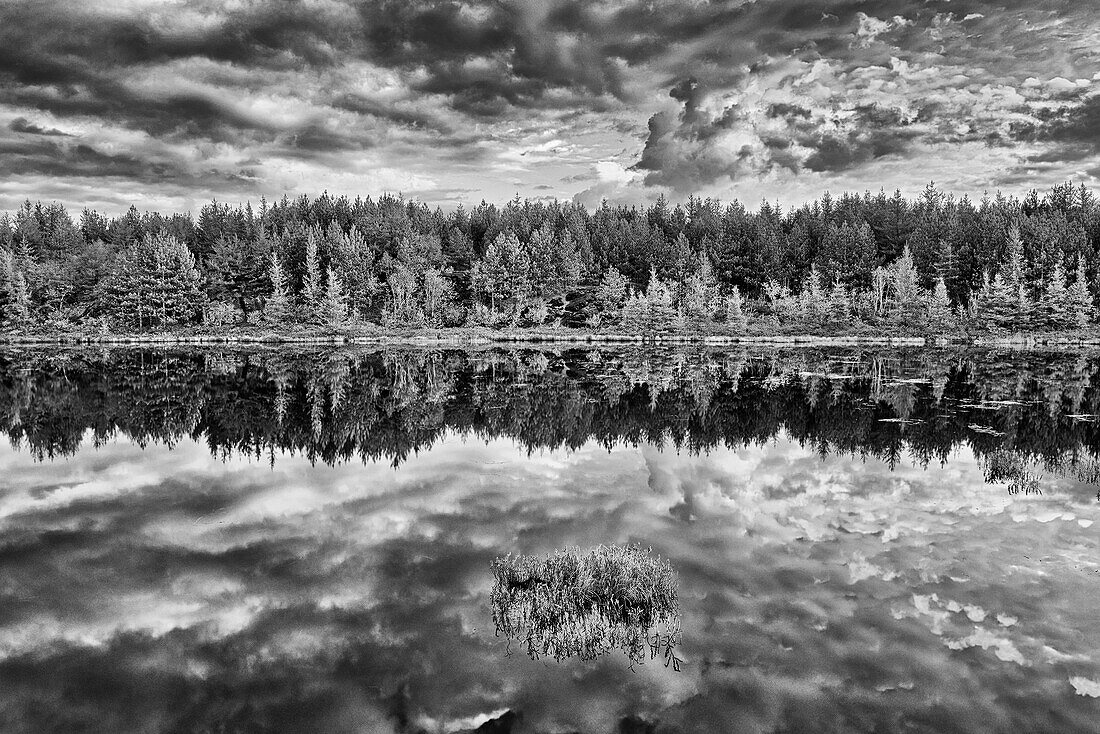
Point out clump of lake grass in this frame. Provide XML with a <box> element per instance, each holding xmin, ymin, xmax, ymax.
<box><xmin>490</xmin><ymin>544</ymin><xmax>682</xmax><ymax>670</ymax></box>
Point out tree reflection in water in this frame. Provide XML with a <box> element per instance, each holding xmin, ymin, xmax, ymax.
<box><xmin>1</xmin><ymin>345</ymin><xmax>1098</xmax><ymax>497</ymax></box>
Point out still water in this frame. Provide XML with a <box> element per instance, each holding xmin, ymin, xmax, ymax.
<box><xmin>0</xmin><ymin>347</ymin><xmax>1097</xmax><ymax>733</ymax></box>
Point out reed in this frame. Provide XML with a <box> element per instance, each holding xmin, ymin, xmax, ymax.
<box><xmin>490</xmin><ymin>544</ymin><xmax>682</xmax><ymax>670</ymax></box>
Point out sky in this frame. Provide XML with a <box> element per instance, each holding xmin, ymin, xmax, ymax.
<box><xmin>2</xmin><ymin>0</ymin><xmax>1100</xmax><ymax>215</ymax></box>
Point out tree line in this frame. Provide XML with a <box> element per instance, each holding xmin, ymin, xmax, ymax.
<box><xmin>1</xmin><ymin>182</ymin><xmax>1098</xmax><ymax>333</ymax></box>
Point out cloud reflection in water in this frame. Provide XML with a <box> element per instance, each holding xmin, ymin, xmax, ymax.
<box><xmin>0</xmin><ymin>430</ymin><xmax>1097</xmax><ymax>733</ymax></box>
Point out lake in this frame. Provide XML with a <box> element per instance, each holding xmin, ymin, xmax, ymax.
<box><xmin>0</xmin><ymin>346</ymin><xmax>1098</xmax><ymax>733</ymax></box>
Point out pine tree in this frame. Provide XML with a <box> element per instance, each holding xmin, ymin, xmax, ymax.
<box><xmin>264</xmin><ymin>250</ymin><xmax>294</xmax><ymax>323</ymax></box>
<box><xmin>321</xmin><ymin>267</ymin><xmax>349</xmax><ymax>327</ymax></box>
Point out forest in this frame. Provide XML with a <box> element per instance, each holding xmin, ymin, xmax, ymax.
<box><xmin>0</xmin><ymin>182</ymin><xmax>1098</xmax><ymax>336</ymax></box>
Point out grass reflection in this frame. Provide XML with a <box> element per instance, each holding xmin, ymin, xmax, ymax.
<box><xmin>490</xmin><ymin>545</ymin><xmax>683</xmax><ymax>670</ymax></box>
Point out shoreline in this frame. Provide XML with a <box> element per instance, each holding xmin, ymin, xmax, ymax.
<box><xmin>3</xmin><ymin>327</ymin><xmax>1100</xmax><ymax>349</ymax></box>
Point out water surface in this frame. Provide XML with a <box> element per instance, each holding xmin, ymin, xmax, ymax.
<box><xmin>0</xmin><ymin>347</ymin><xmax>1098</xmax><ymax>733</ymax></box>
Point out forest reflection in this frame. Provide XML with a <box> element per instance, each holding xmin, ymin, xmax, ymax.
<box><xmin>2</xmin><ymin>346</ymin><xmax>1098</xmax><ymax>494</ymax></box>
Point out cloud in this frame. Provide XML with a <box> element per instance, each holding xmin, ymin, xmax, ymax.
<box><xmin>1</xmin><ymin>0</ymin><xmax>1100</xmax><ymax>210</ymax></box>
<box><xmin>626</xmin><ymin>1</ymin><xmax>1100</xmax><ymax>192</ymax></box>
<box><xmin>1013</xmin><ymin>93</ymin><xmax>1100</xmax><ymax>162</ymax></box>
<box><xmin>8</xmin><ymin>118</ymin><xmax>69</xmax><ymax>137</ymax></box>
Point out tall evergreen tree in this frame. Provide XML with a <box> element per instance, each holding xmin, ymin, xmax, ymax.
<box><xmin>1067</xmin><ymin>260</ymin><xmax>1096</xmax><ymax>328</ymax></box>
<box><xmin>264</xmin><ymin>251</ymin><xmax>294</xmax><ymax>323</ymax></box>
<box><xmin>301</xmin><ymin>228</ymin><xmax>323</xmax><ymax>313</ymax></box>
<box><xmin>321</xmin><ymin>268</ymin><xmax>349</xmax><ymax>327</ymax></box>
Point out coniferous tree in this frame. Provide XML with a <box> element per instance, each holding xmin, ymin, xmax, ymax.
<box><xmin>1067</xmin><ymin>260</ymin><xmax>1096</xmax><ymax>327</ymax></box>
<box><xmin>2</xmin><ymin>250</ymin><xmax>32</xmax><ymax>327</ymax></box>
<box><xmin>102</xmin><ymin>233</ymin><xmax>204</xmax><ymax>329</ymax></box>
<box><xmin>619</xmin><ymin>289</ymin><xmax>649</xmax><ymax>332</ymax></box>
<box><xmin>3</xmin><ymin>183</ymin><xmax>1100</xmax><ymax>335</ymax></box>
<box><xmin>887</xmin><ymin>245</ymin><xmax>922</xmax><ymax>323</ymax></box>
<box><xmin>798</xmin><ymin>267</ymin><xmax>827</xmax><ymax>323</ymax></box>
<box><xmin>301</xmin><ymin>228</ymin><xmax>323</xmax><ymax>314</ymax></box>
<box><xmin>0</xmin><ymin>247</ymin><xmax>15</xmax><ymax>325</ymax></box>
<box><xmin>264</xmin><ymin>251</ymin><xmax>294</xmax><ymax>323</ymax></box>
<box><xmin>825</xmin><ymin>280</ymin><xmax>851</xmax><ymax>325</ymax></box>
<box><xmin>724</xmin><ymin>286</ymin><xmax>747</xmax><ymax>332</ymax></box>
<box><xmin>595</xmin><ymin>266</ymin><xmax>629</xmax><ymax>322</ymax></box>
<box><xmin>979</xmin><ymin>225</ymin><xmax>1032</xmax><ymax>329</ymax></box>
<box><xmin>321</xmin><ymin>268</ymin><xmax>349</xmax><ymax>327</ymax></box>
<box><xmin>681</xmin><ymin>253</ymin><xmax>719</xmax><ymax>327</ymax></box>
<box><xmin>421</xmin><ymin>269</ymin><xmax>458</xmax><ymax>327</ymax></box>
<box><xmin>645</xmin><ymin>266</ymin><xmax>678</xmax><ymax>330</ymax></box>
<box><xmin>329</xmin><ymin>225</ymin><xmax>378</xmax><ymax>321</ymax></box>
<box><xmin>927</xmin><ymin>277</ymin><xmax>953</xmax><ymax>329</ymax></box>
<box><xmin>205</xmin><ymin>235</ymin><xmax>268</xmax><ymax>320</ymax></box>
<box><xmin>1039</xmin><ymin>260</ymin><xmax>1072</xmax><ymax>330</ymax></box>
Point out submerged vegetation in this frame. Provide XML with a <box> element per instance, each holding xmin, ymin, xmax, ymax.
<box><xmin>490</xmin><ymin>545</ymin><xmax>682</xmax><ymax>669</ymax></box>
<box><xmin>2</xmin><ymin>182</ymin><xmax>1100</xmax><ymax>339</ymax></box>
